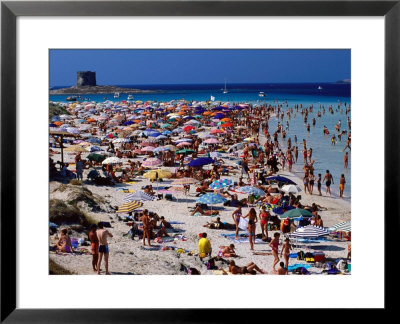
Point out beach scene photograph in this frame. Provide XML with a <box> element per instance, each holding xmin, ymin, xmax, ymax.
<box><xmin>49</xmin><ymin>49</ymin><xmax>351</xmax><ymax>276</ymax></box>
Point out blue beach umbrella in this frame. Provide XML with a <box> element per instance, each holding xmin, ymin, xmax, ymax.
<box><xmin>236</xmin><ymin>186</ymin><xmax>266</xmax><ymax>197</ymax></box>
<box><xmin>265</xmin><ymin>176</ymin><xmax>296</xmax><ymax>185</ymax></box>
<box><xmin>209</xmin><ymin>179</ymin><xmax>233</xmax><ymax>190</ymax></box>
<box><xmin>188</xmin><ymin>157</ymin><xmax>215</xmax><ymax>167</ymax></box>
<box><xmin>196</xmin><ymin>193</ymin><xmax>227</xmax><ymax>205</ymax></box>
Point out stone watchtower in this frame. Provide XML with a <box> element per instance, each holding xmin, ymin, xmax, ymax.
<box><xmin>77</xmin><ymin>71</ymin><xmax>96</xmax><ymax>87</ymax></box>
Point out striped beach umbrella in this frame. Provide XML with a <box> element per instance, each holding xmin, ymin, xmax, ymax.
<box><xmin>196</xmin><ymin>193</ymin><xmax>227</xmax><ymax>205</ymax></box>
<box><xmin>329</xmin><ymin>221</ymin><xmax>351</xmax><ymax>233</ymax></box>
<box><xmin>123</xmin><ymin>191</ymin><xmax>155</xmax><ymax>203</ymax></box>
<box><xmin>290</xmin><ymin>225</ymin><xmax>329</xmax><ymax>238</ymax></box>
<box><xmin>116</xmin><ymin>200</ymin><xmax>143</xmax><ymax>213</ymax></box>
<box><xmin>209</xmin><ymin>179</ymin><xmax>233</xmax><ymax>190</ymax></box>
<box><xmin>236</xmin><ymin>186</ymin><xmax>266</xmax><ymax>197</ymax></box>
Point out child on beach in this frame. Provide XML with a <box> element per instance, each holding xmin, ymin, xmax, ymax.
<box><xmin>317</xmin><ymin>174</ymin><xmax>322</xmax><ymax>196</ymax></box>
<box><xmin>269</xmin><ymin>232</ymin><xmax>281</xmax><ymax>272</ymax></box>
<box><xmin>339</xmin><ymin>174</ymin><xmax>346</xmax><ymax>198</ymax></box>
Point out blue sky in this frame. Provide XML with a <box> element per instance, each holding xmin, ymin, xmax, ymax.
<box><xmin>49</xmin><ymin>49</ymin><xmax>350</xmax><ymax>86</ymax></box>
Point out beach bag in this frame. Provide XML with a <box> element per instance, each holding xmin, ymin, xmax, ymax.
<box><xmin>297</xmin><ymin>251</ymin><xmax>305</xmax><ymax>260</ymax></box>
<box><xmin>165</xmin><ymin>194</ymin><xmax>173</xmax><ymax>201</ymax></box>
<box><xmin>305</xmin><ymin>257</ymin><xmax>315</xmax><ymax>263</ymax></box>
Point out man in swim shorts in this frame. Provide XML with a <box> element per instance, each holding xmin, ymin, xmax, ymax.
<box><xmin>96</xmin><ymin>222</ymin><xmax>113</xmax><ymax>275</ymax></box>
<box><xmin>323</xmin><ymin>170</ymin><xmax>334</xmax><ymax>196</ymax></box>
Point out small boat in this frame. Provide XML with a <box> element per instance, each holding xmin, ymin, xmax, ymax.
<box><xmin>127</xmin><ymin>94</ymin><xmax>133</xmax><ymax>100</ymax></box>
<box><xmin>223</xmin><ymin>79</ymin><xmax>228</xmax><ymax>94</ymax></box>
<box><xmin>66</xmin><ymin>96</ymin><xmax>77</xmax><ymax>101</ymax></box>
<box><xmin>318</xmin><ymin>86</ymin><xmax>323</xmax><ymax>90</ymax></box>
<box><xmin>114</xmin><ymin>92</ymin><xmax>120</xmax><ymax>98</ymax></box>
<box><xmin>259</xmin><ymin>92</ymin><xmax>266</xmax><ymax>97</ymax></box>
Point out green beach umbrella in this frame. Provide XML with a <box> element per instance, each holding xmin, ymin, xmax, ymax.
<box><xmin>281</xmin><ymin>208</ymin><xmax>313</xmax><ymax>219</ymax></box>
<box><xmin>176</xmin><ymin>149</ymin><xmax>195</xmax><ymax>154</ymax></box>
<box><xmin>87</xmin><ymin>153</ymin><xmax>106</xmax><ymax>162</ymax></box>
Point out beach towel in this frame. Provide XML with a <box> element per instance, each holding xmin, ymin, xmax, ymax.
<box><xmin>169</xmin><ymin>221</ymin><xmax>185</xmax><ymax>225</ymax></box>
<box><xmin>238</xmin><ymin>217</ymin><xmax>249</xmax><ymax>231</ymax></box>
<box><xmin>289</xmin><ymin>253</ymin><xmax>298</xmax><ymax>258</ymax></box>
<box><xmin>140</xmin><ymin>246</ymin><xmax>162</xmax><ymax>251</ymax></box>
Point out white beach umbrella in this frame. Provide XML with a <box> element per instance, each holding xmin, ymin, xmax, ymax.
<box><xmin>281</xmin><ymin>184</ymin><xmax>302</xmax><ymax>194</ymax></box>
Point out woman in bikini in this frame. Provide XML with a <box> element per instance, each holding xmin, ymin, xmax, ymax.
<box><xmin>141</xmin><ymin>209</ymin><xmax>152</xmax><ymax>246</ymax></box>
<box><xmin>259</xmin><ymin>205</ymin><xmax>270</xmax><ymax>239</ymax></box>
<box><xmin>280</xmin><ymin>238</ymin><xmax>292</xmax><ymax>269</ymax></box>
<box><xmin>308</xmin><ymin>171</ymin><xmax>315</xmax><ymax>195</ymax></box>
<box><xmin>89</xmin><ymin>224</ymin><xmax>99</xmax><ymax>272</ymax></box>
<box><xmin>232</xmin><ymin>205</ymin><xmax>242</xmax><ymax>239</ymax></box>
<box><xmin>218</xmin><ymin>244</ymin><xmax>237</xmax><ymax>258</ymax></box>
<box><xmin>269</xmin><ymin>232</ymin><xmax>281</xmax><ymax>272</ymax></box>
<box><xmin>225</xmin><ymin>260</ymin><xmax>266</xmax><ymax>275</ymax></box>
<box><xmin>56</xmin><ymin>228</ymin><xmax>74</xmax><ymax>253</ymax></box>
<box><xmin>243</xmin><ymin>207</ymin><xmax>258</xmax><ymax>251</ymax></box>
<box><xmin>303</xmin><ymin>171</ymin><xmax>309</xmax><ymax>194</ymax></box>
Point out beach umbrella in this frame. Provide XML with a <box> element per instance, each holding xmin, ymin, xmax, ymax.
<box><xmin>141</xmin><ymin>146</ymin><xmax>156</xmax><ymax>152</ymax></box>
<box><xmin>290</xmin><ymin>225</ymin><xmax>329</xmax><ymax>238</ymax></box>
<box><xmin>64</xmin><ymin>145</ymin><xmax>88</xmax><ymax>152</ymax></box>
<box><xmin>88</xmin><ymin>145</ymin><xmax>103</xmax><ymax>152</ymax></box>
<box><xmin>221</xmin><ymin>123</ymin><xmax>233</xmax><ymax>128</ymax></box>
<box><xmin>196</xmin><ymin>193</ymin><xmax>227</xmax><ymax>205</ymax></box>
<box><xmin>86</xmin><ymin>138</ymin><xmax>102</xmax><ymax>145</ymax></box>
<box><xmin>188</xmin><ymin>157</ymin><xmax>215</xmax><ymax>167</ymax></box>
<box><xmin>236</xmin><ymin>186</ymin><xmax>266</xmax><ymax>197</ymax></box>
<box><xmin>172</xmin><ymin>178</ymin><xmax>198</xmax><ymax>185</ymax></box>
<box><xmin>143</xmin><ymin>169</ymin><xmax>172</xmax><ymax>180</ymax></box>
<box><xmin>66</xmin><ymin>127</ymin><xmax>80</xmax><ymax>134</ymax></box>
<box><xmin>116</xmin><ymin>200</ymin><xmax>144</xmax><ymax>213</ymax></box>
<box><xmin>209</xmin><ymin>179</ymin><xmax>233</xmax><ymax>190</ymax></box>
<box><xmin>176</xmin><ymin>142</ymin><xmax>192</xmax><ymax>147</ymax></box>
<box><xmin>281</xmin><ymin>208</ymin><xmax>313</xmax><ymax>219</ymax></box>
<box><xmin>141</xmin><ymin>158</ymin><xmax>162</xmax><ymax>167</ymax></box>
<box><xmin>123</xmin><ymin>191</ymin><xmax>155</xmax><ymax>203</ymax></box>
<box><xmin>281</xmin><ymin>184</ymin><xmax>302</xmax><ymax>194</ymax></box>
<box><xmin>210</xmin><ymin>151</ymin><xmax>222</xmax><ymax>158</ymax></box>
<box><xmin>87</xmin><ymin>153</ymin><xmax>106</xmax><ymax>162</ymax></box>
<box><xmin>175</xmin><ymin>138</ymin><xmax>193</xmax><ymax>143</ymax></box>
<box><xmin>102</xmin><ymin>157</ymin><xmax>121</xmax><ymax>164</ymax></box>
<box><xmin>176</xmin><ymin>149</ymin><xmax>195</xmax><ymax>155</ymax></box>
<box><xmin>183</xmin><ymin>125</ymin><xmax>196</xmax><ymax>132</ymax></box>
<box><xmin>329</xmin><ymin>221</ymin><xmax>351</xmax><ymax>233</ymax></box>
<box><xmin>210</xmin><ymin>129</ymin><xmax>223</xmax><ymax>134</ymax></box>
<box><xmin>204</xmin><ymin>138</ymin><xmax>220</xmax><ymax>144</ymax></box>
<box><xmin>163</xmin><ymin>145</ymin><xmax>177</xmax><ymax>152</ymax></box>
<box><xmin>153</xmin><ymin>146</ymin><xmax>169</xmax><ymax>153</ymax></box>
<box><xmin>265</xmin><ymin>176</ymin><xmax>296</xmax><ymax>185</ymax></box>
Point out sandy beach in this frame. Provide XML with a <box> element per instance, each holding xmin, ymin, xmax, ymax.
<box><xmin>49</xmin><ymin>115</ymin><xmax>351</xmax><ymax>275</ymax></box>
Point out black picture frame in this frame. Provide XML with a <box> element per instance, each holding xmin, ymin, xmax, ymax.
<box><xmin>1</xmin><ymin>0</ymin><xmax>398</xmax><ymax>322</ymax></box>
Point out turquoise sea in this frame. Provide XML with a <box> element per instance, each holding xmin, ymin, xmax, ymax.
<box><xmin>50</xmin><ymin>83</ymin><xmax>351</xmax><ymax>197</ymax></box>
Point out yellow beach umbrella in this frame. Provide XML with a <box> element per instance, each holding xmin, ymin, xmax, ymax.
<box><xmin>143</xmin><ymin>169</ymin><xmax>172</xmax><ymax>180</ymax></box>
<box><xmin>116</xmin><ymin>200</ymin><xmax>143</xmax><ymax>213</ymax></box>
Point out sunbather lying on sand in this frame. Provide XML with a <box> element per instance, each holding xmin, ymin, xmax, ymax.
<box><xmin>218</xmin><ymin>244</ymin><xmax>237</xmax><ymax>257</ymax></box>
<box><xmin>203</xmin><ymin>217</ymin><xmax>224</xmax><ymax>229</ymax></box>
<box><xmin>219</xmin><ymin>260</ymin><xmax>267</xmax><ymax>275</ymax></box>
<box><xmin>191</xmin><ymin>205</ymin><xmax>219</xmax><ymax>216</ymax></box>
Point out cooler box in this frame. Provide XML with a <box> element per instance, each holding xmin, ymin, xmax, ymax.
<box><xmin>313</xmin><ymin>252</ymin><xmax>325</xmax><ymax>262</ymax></box>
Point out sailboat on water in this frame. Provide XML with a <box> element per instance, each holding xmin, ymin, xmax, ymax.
<box><xmin>223</xmin><ymin>79</ymin><xmax>228</xmax><ymax>94</ymax></box>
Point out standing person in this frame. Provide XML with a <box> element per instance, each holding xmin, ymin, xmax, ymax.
<box><xmin>280</xmin><ymin>238</ymin><xmax>292</xmax><ymax>269</ymax></box>
<box><xmin>317</xmin><ymin>173</ymin><xmax>322</xmax><ymax>196</ymax></box>
<box><xmin>96</xmin><ymin>222</ymin><xmax>113</xmax><ymax>275</ymax></box>
<box><xmin>269</xmin><ymin>232</ymin><xmax>281</xmax><ymax>272</ymax></box>
<box><xmin>141</xmin><ymin>209</ymin><xmax>152</xmax><ymax>246</ymax></box>
<box><xmin>232</xmin><ymin>205</ymin><xmax>242</xmax><ymax>240</ymax></box>
<box><xmin>259</xmin><ymin>205</ymin><xmax>270</xmax><ymax>239</ymax></box>
<box><xmin>89</xmin><ymin>224</ymin><xmax>99</xmax><ymax>272</ymax></box>
<box><xmin>242</xmin><ymin>208</ymin><xmax>258</xmax><ymax>251</ymax></box>
<box><xmin>303</xmin><ymin>172</ymin><xmax>309</xmax><ymax>194</ymax></box>
<box><xmin>323</xmin><ymin>170</ymin><xmax>334</xmax><ymax>196</ymax></box>
<box><xmin>241</xmin><ymin>158</ymin><xmax>251</xmax><ymax>182</ymax></box>
<box><xmin>294</xmin><ymin>146</ymin><xmax>298</xmax><ymax>163</ymax></box>
<box><xmin>76</xmin><ymin>159</ymin><xmax>83</xmax><ymax>181</ymax></box>
<box><xmin>308</xmin><ymin>171</ymin><xmax>315</xmax><ymax>195</ymax></box>
<box><xmin>339</xmin><ymin>174</ymin><xmax>346</xmax><ymax>198</ymax></box>
<box><xmin>344</xmin><ymin>152</ymin><xmax>349</xmax><ymax>169</ymax></box>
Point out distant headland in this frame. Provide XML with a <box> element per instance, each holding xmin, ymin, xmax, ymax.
<box><xmin>49</xmin><ymin>71</ymin><xmax>158</xmax><ymax>94</ymax></box>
